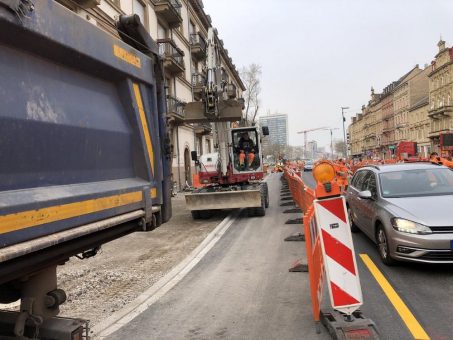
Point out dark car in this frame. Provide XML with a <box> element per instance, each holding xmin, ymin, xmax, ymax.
<box><xmin>346</xmin><ymin>163</ymin><xmax>453</xmax><ymax>265</ymax></box>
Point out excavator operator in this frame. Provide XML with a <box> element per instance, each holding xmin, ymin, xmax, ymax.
<box><xmin>237</xmin><ymin>132</ymin><xmax>255</xmax><ymax>170</ymax></box>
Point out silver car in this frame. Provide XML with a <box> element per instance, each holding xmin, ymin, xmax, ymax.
<box><xmin>346</xmin><ymin>163</ymin><xmax>453</xmax><ymax>265</ymax></box>
<box><xmin>304</xmin><ymin>160</ymin><xmax>314</xmax><ymax>171</ymax></box>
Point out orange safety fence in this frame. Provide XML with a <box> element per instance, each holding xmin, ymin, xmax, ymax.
<box><xmin>283</xmin><ymin>166</ymin><xmax>322</xmax><ymax>322</ymax></box>
<box><xmin>284</xmin><ymin>167</ymin><xmax>315</xmax><ymax>213</ymax></box>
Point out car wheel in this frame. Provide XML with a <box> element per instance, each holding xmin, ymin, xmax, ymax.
<box><xmin>376</xmin><ymin>225</ymin><xmax>395</xmax><ymax>266</ymax></box>
<box><xmin>347</xmin><ymin>206</ymin><xmax>359</xmax><ymax>233</ymax></box>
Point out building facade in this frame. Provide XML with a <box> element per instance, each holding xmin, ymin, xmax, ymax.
<box><xmin>59</xmin><ymin>0</ymin><xmax>246</xmax><ymax>188</ymax></box>
<box><xmin>348</xmin><ymin>63</ymin><xmax>432</xmax><ymax>159</ymax></box>
<box><xmin>408</xmin><ymin>96</ymin><xmax>430</xmax><ymax>157</ymax></box>
<box><xmin>428</xmin><ymin>39</ymin><xmax>453</xmax><ymax>154</ymax></box>
<box><xmin>258</xmin><ymin>113</ymin><xmax>289</xmax><ymax>148</ymax></box>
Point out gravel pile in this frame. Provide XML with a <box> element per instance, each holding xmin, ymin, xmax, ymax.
<box><xmin>56</xmin><ymin>195</ymin><xmax>227</xmax><ymax>326</ymax></box>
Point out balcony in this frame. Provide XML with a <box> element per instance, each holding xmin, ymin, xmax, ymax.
<box><xmin>166</xmin><ymin>95</ymin><xmax>185</xmax><ymax>123</ymax></box>
<box><xmin>382</xmin><ymin>113</ymin><xmax>393</xmax><ymax>121</ymax></box>
<box><xmin>225</xmin><ymin>83</ymin><xmax>237</xmax><ymax>99</ymax></box>
<box><xmin>428</xmin><ymin>105</ymin><xmax>452</xmax><ymax>119</ymax></box>
<box><xmin>191</xmin><ymin>73</ymin><xmax>205</xmax><ymax>101</ymax></box>
<box><xmin>194</xmin><ymin>123</ymin><xmax>212</xmax><ymax>136</ymax></box>
<box><xmin>190</xmin><ymin>33</ymin><xmax>207</xmax><ymax>61</ymax></box>
<box><xmin>154</xmin><ymin>0</ymin><xmax>183</xmax><ymax>29</ymax></box>
<box><xmin>158</xmin><ymin>39</ymin><xmax>185</xmax><ymax>75</ymax></box>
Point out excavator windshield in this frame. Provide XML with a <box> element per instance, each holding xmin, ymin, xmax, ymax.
<box><xmin>232</xmin><ymin>129</ymin><xmax>260</xmax><ymax>171</ymax></box>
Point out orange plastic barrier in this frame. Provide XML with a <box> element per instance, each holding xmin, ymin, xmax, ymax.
<box><xmin>284</xmin><ymin>168</ymin><xmax>315</xmax><ymax>213</ymax></box>
<box><xmin>431</xmin><ymin>156</ymin><xmax>453</xmax><ymax>169</ymax></box>
<box><xmin>303</xmin><ymin>205</ymin><xmax>324</xmax><ymax>322</ymax></box>
<box><xmin>283</xmin><ymin>167</ymin><xmax>321</xmax><ymax>322</ymax></box>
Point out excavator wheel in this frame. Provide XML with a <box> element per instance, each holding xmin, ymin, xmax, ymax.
<box><xmin>191</xmin><ymin>210</ymin><xmax>214</xmax><ymax>219</ymax></box>
<box><xmin>191</xmin><ymin>210</ymin><xmax>202</xmax><ymax>219</ymax></box>
<box><xmin>263</xmin><ymin>182</ymin><xmax>269</xmax><ymax>208</ymax></box>
<box><xmin>254</xmin><ymin>184</ymin><xmax>266</xmax><ymax>217</ymax></box>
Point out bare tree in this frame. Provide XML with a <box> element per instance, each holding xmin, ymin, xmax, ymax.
<box><xmin>334</xmin><ymin>140</ymin><xmax>346</xmax><ymax>157</ymax></box>
<box><xmin>240</xmin><ymin>64</ymin><xmax>262</xmax><ymax>125</ymax></box>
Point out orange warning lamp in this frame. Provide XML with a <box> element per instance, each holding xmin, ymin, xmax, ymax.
<box><xmin>312</xmin><ymin>161</ymin><xmax>335</xmax><ymax>184</ymax></box>
<box><xmin>313</xmin><ymin>161</ymin><xmax>340</xmax><ymax>197</ymax></box>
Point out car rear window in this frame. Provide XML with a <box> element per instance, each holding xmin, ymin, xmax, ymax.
<box><xmin>379</xmin><ymin>168</ymin><xmax>453</xmax><ymax>197</ymax></box>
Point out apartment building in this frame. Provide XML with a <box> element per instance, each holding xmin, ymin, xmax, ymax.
<box><xmin>408</xmin><ymin>96</ymin><xmax>430</xmax><ymax>157</ymax></box>
<box><xmin>348</xmin><ymin>65</ymin><xmax>430</xmax><ymax>158</ymax></box>
<box><xmin>381</xmin><ymin>82</ymin><xmax>397</xmax><ymax>154</ymax></box>
<box><xmin>59</xmin><ymin>0</ymin><xmax>245</xmax><ymax>188</ymax></box>
<box><xmin>428</xmin><ymin>39</ymin><xmax>453</xmax><ymax>154</ymax></box>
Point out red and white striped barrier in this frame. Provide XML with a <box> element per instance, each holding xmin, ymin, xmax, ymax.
<box><xmin>313</xmin><ymin>196</ymin><xmax>363</xmax><ymax>315</ymax></box>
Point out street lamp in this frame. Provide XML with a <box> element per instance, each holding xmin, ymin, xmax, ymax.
<box><xmin>341</xmin><ymin>107</ymin><xmax>349</xmax><ymax>158</ymax></box>
<box><xmin>328</xmin><ymin>128</ymin><xmax>339</xmax><ymax>160</ymax></box>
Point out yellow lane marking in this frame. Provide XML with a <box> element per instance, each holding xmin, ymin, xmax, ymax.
<box><xmin>0</xmin><ymin>191</ymin><xmax>143</xmax><ymax>235</ymax></box>
<box><xmin>133</xmin><ymin>83</ymin><xmax>155</xmax><ymax>176</ymax></box>
<box><xmin>113</xmin><ymin>45</ymin><xmax>141</xmax><ymax>68</ymax></box>
<box><xmin>359</xmin><ymin>254</ymin><xmax>430</xmax><ymax>340</ymax></box>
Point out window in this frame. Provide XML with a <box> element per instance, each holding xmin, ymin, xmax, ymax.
<box><xmin>157</xmin><ymin>23</ymin><xmax>167</xmax><ymax>39</ymax></box>
<box><xmin>132</xmin><ymin>0</ymin><xmax>146</xmax><ymax>27</ymax></box>
<box><xmin>189</xmin><ymin>20</ymin><xmax>196</xmax><ymax>36</ymax></box>
<box><xmin>351</xmin><ymin>170</ymin><xmax>368</xmax><ymax>190</ymax></box>
<box><xmin>363</xmin><ymin>172</ymin><xmax>377</xmax><ymax>198</ymax></box>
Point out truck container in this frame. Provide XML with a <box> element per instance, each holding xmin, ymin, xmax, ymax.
<box><xmin>0</xmin><ymin>1</ymin><xmax>171</xmax><ymax>337</ymax></box>
<box><xmin>396</xmin><ymin>141</ymin><xmax>417</xmax><ymax>158</ymax></box>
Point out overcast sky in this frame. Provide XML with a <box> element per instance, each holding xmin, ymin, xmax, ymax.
<box><xmin>203</xmin><ymin>0</ymin><xmax>453</xmax><ymax>150</ymax></box>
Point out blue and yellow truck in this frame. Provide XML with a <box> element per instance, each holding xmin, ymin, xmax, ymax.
<box><xmin>0</xmin><ymin>0</ymin><xmax>172</xmax><ymax>337</ymax></box>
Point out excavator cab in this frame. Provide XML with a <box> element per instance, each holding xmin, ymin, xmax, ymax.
<box><xmin>231</xmin><ymin>128</ymin><xmax>262</xmax><ymax>172</ymax></box>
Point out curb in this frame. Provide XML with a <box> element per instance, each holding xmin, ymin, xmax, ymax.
<box><xmin>92</xmin><ymin>210</ymin><xmax>239</xmax><ymax>339</ymax></box>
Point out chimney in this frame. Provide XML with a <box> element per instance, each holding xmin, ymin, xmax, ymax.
<box><xmin>438</xmin><ymin>39</ymin><xmax>446</xmax><ymax>52</ymax></box>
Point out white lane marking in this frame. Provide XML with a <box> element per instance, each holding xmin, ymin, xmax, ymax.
<box><xmin>93</xmin><ymin>210</ymin><xmax>240</xmax><ymax>339</ymax></box>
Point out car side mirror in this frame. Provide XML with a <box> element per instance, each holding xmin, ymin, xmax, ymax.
<box><xmin>262</xmin><ymin>126</ymin><xmax>269</xmax><ymax>136</ymax></box>
<box><xmin>358</xmin><ymin>190</ymin><xmax>373</xmax><ymax>199</ymax></box>
<box><xmin>191</xmin><ymin>151</ymin><xmax>198</xmax><ymax>162</ymax></box>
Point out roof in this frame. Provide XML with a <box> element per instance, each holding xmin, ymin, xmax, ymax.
<box><xmin>359</xmin><ymin>163</ymin><xmax>448</xmax><ymax>173</ymax></box>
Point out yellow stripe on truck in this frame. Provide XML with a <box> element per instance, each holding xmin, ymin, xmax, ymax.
<box><xmin>0</xmin><ymin>191</ymin><xmax>143</xmax><ymax>235</ymax></box>
<box><xmin>133</xmin><ymin>83</ymin><xmax>155</xmax><ymax>176</ymax></box>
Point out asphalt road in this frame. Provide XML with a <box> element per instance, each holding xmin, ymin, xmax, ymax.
<box><xmin>108</xmin><ymin>173</ymin><xmax>331</xmax><ymax>340</ymax></box>
<box><xmin>301</xmin><ymin>170</ymin><xmax>453</xmax><ymax>340</ymax></box>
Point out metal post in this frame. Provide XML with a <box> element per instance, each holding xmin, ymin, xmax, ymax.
<box><xmin>330</xmin><ymin>129</ymin><xmax>333</xmax><ymax>160</ymax></box>
<box><xmin>341</xmin><ymin>107</ymin><xmax>349</xmax><ymax>158</ymax></box>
